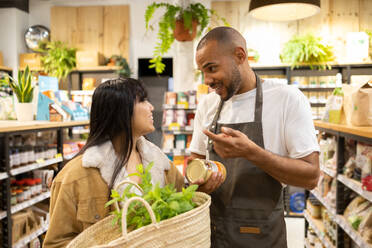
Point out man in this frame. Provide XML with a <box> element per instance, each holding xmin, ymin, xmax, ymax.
<box><xmin>190</xmin><ymin>27</ymin><xmax>320</xmax><ymax>247</ymax></box>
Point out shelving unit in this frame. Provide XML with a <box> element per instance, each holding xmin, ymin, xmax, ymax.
<box><xmin>68</xmin><ymin>66</ymin><xmax>120</xmax><ymax>93</ymax></box>
<box><xmin>12</xmin><ymin>222</ymin><xmax>48</xmax><ymax>248</ymax></box>
<box><xmin>304</xmin><ymin>210</ymin><xmax>335</xmax><ymax>248</ymax></box>
<box><xmin>304</xmin><ymin>120</ymin><xmax>372</xmax><ymax>248</ymax></box>
<box><xmin>0</xmin><ymin>120</ymin><xmax>89</xmax><ymax>248</ymax></box>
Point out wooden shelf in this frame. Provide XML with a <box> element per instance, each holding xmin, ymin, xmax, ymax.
<box><xmin>0</xmin><ymin>66</ymin><xmax>12</xmax><ymax>72</ymax></box>
<box><xmin>0</xmin><ymin>120</ymin><xmax>89</xmax><ymax>133</ymax></box>
<box><xmin>314</xmin><ymin>120</ymin><xmax>372</xmax><ymax>140</ymax></box>
<box><xmin>19</xmin><ymin>66</ymin><xmax>120</xmax><ymax>72</ymax></box>
<box><xmin>72</xmin><ymin>66</ymin><xmax>120</xmax><ymax>72</ymax></box>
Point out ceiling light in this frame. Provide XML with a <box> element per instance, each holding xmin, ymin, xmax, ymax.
<box><xmin>249</xmin><ymin>0</ymin><xmax>321</xmax><ymax>22</ymax></box>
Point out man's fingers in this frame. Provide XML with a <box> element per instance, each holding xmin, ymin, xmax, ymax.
<box><xmin>221</xmin><ymin>127</ymin><xmax>240</xmax><ymax>137</ymax></box>
<box><xmin>203</xmin><ymin>129</ymin><xmax>223</xmax><ymax>142</ymax></box>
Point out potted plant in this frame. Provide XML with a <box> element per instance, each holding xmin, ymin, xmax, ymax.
<box><xmin>145</xmin><ymin>2</ymin><xmax>228</xmax><ymax>73</ymax></box>
<box><xmin>280</xmin><ymin>34</ymin><xmax>335</xmax><ymax>70</ymax></box>
<box><xmin>1</xmin><ymin>65</ymin><xmax>34</xmax><ymax>121</ymax></box>
<box><xmin>106</xmin><ymin>55</ymin><xmax>132</xmax><ymax>78</ymax></box>
<box><xmin>37</xmin><ymin>41</ymin><xmax>76</xmax><ymax>80</ymax></box>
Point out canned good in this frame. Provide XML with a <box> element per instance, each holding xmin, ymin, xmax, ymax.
<box><xmin>186</xmin><ymin>159</ymin><xmax>226</xmax><ymax>184</ymax></box>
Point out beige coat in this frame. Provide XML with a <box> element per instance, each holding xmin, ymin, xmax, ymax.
<box><xmin>44</xmin><ymin>139</ymin><xmax>184</xmax><ymax>248</ymax></box>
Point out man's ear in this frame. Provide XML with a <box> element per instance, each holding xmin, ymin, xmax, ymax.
<box><xmin>234</xmin><ymin>47</ymin><xmax>247</xmax><ymax>64</ymax></box>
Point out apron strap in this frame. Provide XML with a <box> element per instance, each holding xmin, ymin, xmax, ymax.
<box><xmin>254</xmin><ymin>73</ymin><xmax>263</xmax><ymax>123</ymax></box>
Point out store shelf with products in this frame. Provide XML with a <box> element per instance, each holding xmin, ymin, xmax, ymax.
<box><xmin>304</xmin><ymin>210</ymin><xmax>336</xmax><ymax>248</ymax></box>
<box><xmin>306</xmin><ymin>120</ymin><xmax>372</xmax><ymax>248</ymax></box>
<box><xmin>12</xmin><ymin>222</ymin><xmax>48</xmax><ymax>248</ymax></box>
<box><xmin>305</xmin><ymin>238</ymin><xmax>313</xmax><ymax>248</ymax></box>
<box><xmin>161</xmin><ymin>90</ymin><xmax>199</xmax><ymax>171</ymax></box>
<box><xmin>337</xmin><ymin>175</ymin><xmax>372</xmax><ymax>203</ymax></box>
<box><xmin>0</xmin><ymin>172</ymin><xmax>8</xmax><ymax>180</ymax></box>
<box><xmin>320</xmin><ymin>165</ymin><xmax>337</xmax><ymax>178</ymax></box>
<box><xmin>11</xmin><ymin>191</ymin><xmax>50</xmax><ymax>215</ymax></box>
<box><xmin>10</xmin><ymin>156</ymin><xmax>63</xmax><ymax>176</ymax></box>
<box><xmin>0</xmin><ymin>120</ymin><xmax>89</xmax><ymax>248</ymax></box>
<box><xmin>335</xmin><ymin>215</ymin><xmax>372</xmax><ymax>248</ymax></box>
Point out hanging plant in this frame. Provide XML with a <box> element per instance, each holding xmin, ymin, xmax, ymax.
<box><xmin>106</xmin><ymin>55</ymin><xmax>132</xmax><ymax>78</ymax></box>
<box><xmin>280</xmin><ymin>34</ymin><xmax>335</xmax><ymax>70</ymax></box>
<box><xmin>145</xmin><ymin>2</ymin><xmax>229</xmax><ymax>74</ymax></box>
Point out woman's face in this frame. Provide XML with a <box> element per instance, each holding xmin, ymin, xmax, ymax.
<box><xmin>132</xmin><ymin>100</ymin><xmax>155</xmax><ymax>137</ymax></box>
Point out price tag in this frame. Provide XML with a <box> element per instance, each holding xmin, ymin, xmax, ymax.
<box><xmin>55</xmin><ymin>153</ymin><xmax>62</xmax><ymax>159</ymax></box>
<box><xmin>168</xmin><ymin>123</ymin><xmax>180</xmax><ymax>131</ymax></box>
<box><xmin>36</xmin><ymin>159</ymin><xmax>45</xmax><ymax>164</ymax></box>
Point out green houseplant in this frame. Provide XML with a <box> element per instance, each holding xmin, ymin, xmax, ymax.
<box><xmin>280</xmin><ymin>34</ymin><xmax>335</xmax><ymax>70</ymax></box>
<box><xmin>106</xmin><ymin>55</ymin><xmax>132</xmax><ymax>78</ymax></box>
<box><xmin>37</xmin><ymin>41</ymin><xmax>76</xmax><ymax>80</ymax></box>
<box><xmin>0</xmin><ymin>65</ymin><xmax>35</xmax><ymax>121</ymax></box>
<box><xmin>145</xmin><ymin>2</ymin><xmax>228</xmax><ymax>74</ymax></box>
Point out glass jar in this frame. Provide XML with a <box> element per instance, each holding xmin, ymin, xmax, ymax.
<box><xmin>16</xmin><ymin>189</ymin><xmax>24</xmax><ymax>203</ymax></box>
<box><xmin>20</xmin><ymin>148</ymin><xmax>28</xmax><ymax>166</ymax></box>
<box><xmin>186</xmin><ymin>159</ymin><xmax>227</xmax><ymax>184</ymax></box>
<box><xmin>11</xmin><ymin>191</ymin><xmax>17</xmax><ymax>205</ymax></box>
<box><xmin>27</xmin><ymin>146</ymin><xmax>35</xmax><ymax>163</ymax></box>
<box><xmin>34</xmin><ymin>178</ymin><xmax>42</xmax><ymax>195</ymax></box>
<box><xmin>12</xmin><ymin>148</ymin><xmax>20</xmax><ymax>168</ymax></box>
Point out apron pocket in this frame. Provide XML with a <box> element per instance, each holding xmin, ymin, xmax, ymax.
<box><xmin>225</xmin><ymin>218</ymin><xmax>270</xmax><ymax>248</ymax></box>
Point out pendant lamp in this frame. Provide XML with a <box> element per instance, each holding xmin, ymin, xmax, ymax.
<box><xmin>249</xmin><ymin>0</ymin><xmax>320</xmax><ymax>22</ymax></box>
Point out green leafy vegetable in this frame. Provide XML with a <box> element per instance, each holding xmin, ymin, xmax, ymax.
<box><xmin>105</xmin><ymin>162</ymin><xmax>198</xmax><ymax>231</ymax></box>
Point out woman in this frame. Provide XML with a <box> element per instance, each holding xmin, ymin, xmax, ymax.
<box><xmin>44</xmin><ymin>78</ymin><xmax>184</xmax><ymax>248</ymax></box>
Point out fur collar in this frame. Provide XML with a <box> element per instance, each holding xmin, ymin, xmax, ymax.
<box><xmin>82</xmin><ymin>136</ymin><xmax>170</xmax><ymax>189</ymax></box>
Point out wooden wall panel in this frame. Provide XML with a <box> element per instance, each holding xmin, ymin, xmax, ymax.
<box><xmin>76</xmin><ymin>6</ymin><xmax>104</xmax><ymax>53</ymax></box>
<box><xmin>103</xmin><ymin>5</ymin><xmax>130</xmax><ymax>59</ymax></box>
<box><xmin>50</xmin><ymin>7</ymin><xmax>78</xmax><ymax>45</ymax></box>
<box><xmin>359</xmin><ymin>0</ymin><xmax>372</xmax><ymax>32</ymax></box>
<box><xmin>50</xmin><ymin>5</ymin><xmax>129</xmax><ymax>60</ymax></box>
<box><xmin>211</xmin><ymin>0</ymin><xmax>371</xmax><ymax>64</ymax></box>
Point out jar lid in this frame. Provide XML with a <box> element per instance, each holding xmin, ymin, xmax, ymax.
<box><xmin>186</xmin><ymin>159</ymin><xmax>207</xmax><ymax>184</ymax></box>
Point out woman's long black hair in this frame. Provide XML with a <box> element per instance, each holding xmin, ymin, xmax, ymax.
<box><xmin>77</xmin><ymin>77</ymin><xmax>148</xmax><ymax>191</ymax></box>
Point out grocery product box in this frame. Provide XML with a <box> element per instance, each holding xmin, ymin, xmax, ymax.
<box><xmin>76</xmin><ymin>51</ymin><xmax>105</xmax><ymax>68</ymax></box>
<box><xmin>19</xmin><ymin>53</ymin><xmax>41</xmax><ymax>68</ymax></box>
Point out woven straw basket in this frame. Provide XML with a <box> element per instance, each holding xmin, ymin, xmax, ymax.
<box><xmin>67</xmin><ymin>180</ymin><xmax>211</xmax><ymax>248</ymax></box>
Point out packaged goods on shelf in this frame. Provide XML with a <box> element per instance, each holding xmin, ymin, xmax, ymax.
<box><xmin>343</xmin><ymin>196</ymin><xmax>372</xmax><ymax>244</ymax></box>
<box><xmin>82</xmin><ymin>78</ymin><xmax>96</xmax><ymax>91</ymax></box>
<box><xmin>163</xmin><ymin>110</ymin><xmax>176</xmax><ymax>126</ymax></box>
<box><xmin>175</xmin><ymin>135</ymin><xmax>187</xmax><ymax>150</ymax></box>
<box><xmin>175</xmin><ymin>110</ymin><xmax>187</xmax><ymax>127</ymax></box>
<box><xmin>322</xmin><ymin>88</ymin><xmax>344</xmax><ymax>124</ymax></box>
<box><xmin>162</xmin><ymin>134</ymin><xmax>175</xmax><ymax>150</ymax></box>
<box><xmin>356</xmin><ymin>143</ymin><xmax>372</xmax><ymax>184</ymax></box>
<box><xmin>33</xmin><ymin>170</ymin><xmax>54</xmax><ymax>192</ymax></box>
<box><xmin>165</xmin><ymin>92</ymin><xmax>177</xmax><ymax>105</ymax></box>
<box><xmin>343</xmin><ymin>80</ymin><xmax>372</xmax><ymax>126</ymax></box>
<box><xmin>0</xmin><ymin>86</ymin><xmax>16</xmax><ymax>120</ymax></box>
<box><xmin>11</xmin><ymin>206</ymin><xmax>48</xmax><ymax>245</ymax></box>
<box><xmin>319</xmin><ymin>137</ymin><xmax>336</xmax><ymax>169</ymax></box>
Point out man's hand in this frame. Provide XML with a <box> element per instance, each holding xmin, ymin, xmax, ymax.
<box><xmin>193</xmin><ymin>172</ymin><xmax>224</xmax><ymax>194</ymax></box>
<box><xmin>203</xmin><ymin>127</ymin><xmax>259</xmax><ymax>159</ymax></box>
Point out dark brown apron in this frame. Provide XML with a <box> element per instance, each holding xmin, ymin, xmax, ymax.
<box><xmin>207</xmin><ymin>74</ymin><xmax>287</xmax><ymax>248</ymax></box>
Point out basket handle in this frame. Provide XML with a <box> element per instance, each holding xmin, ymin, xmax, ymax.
<box><xmin>113</xmin><ymin>180</ymin><xmax>144</xmax><ymax>212</ymax></box>
<box><xmin>121</xmin><ymin>196</ymin><xmax>158</xmax><ymax>238</ymax></box>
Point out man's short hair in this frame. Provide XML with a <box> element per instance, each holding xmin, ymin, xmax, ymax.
<box><xmin>197</xmin><ymin>26</ymin><xmax>247</xmax><ymax>52</ymax></box>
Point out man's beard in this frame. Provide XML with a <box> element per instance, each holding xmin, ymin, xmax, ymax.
<box><xmin>223</xmin><ymin>65</ymin><xmax>242</xmax><ymax>101</ymax></box>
